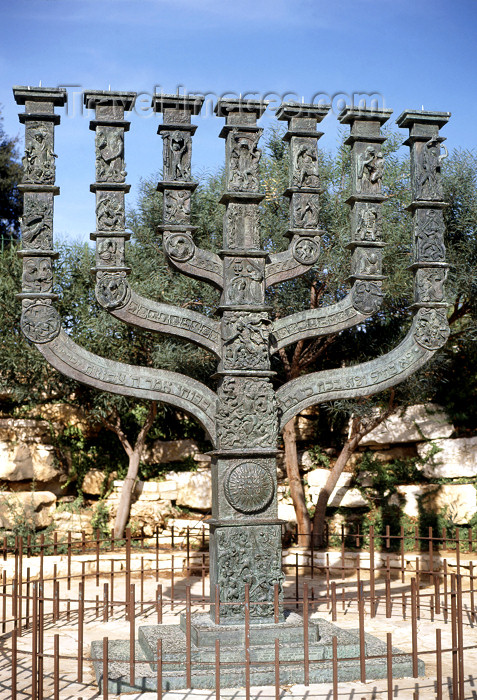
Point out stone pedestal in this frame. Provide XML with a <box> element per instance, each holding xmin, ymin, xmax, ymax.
<box><xmin>92</xmin><ymin>612</ymin><xmax>424</xmax><ymax>693</ymax></box>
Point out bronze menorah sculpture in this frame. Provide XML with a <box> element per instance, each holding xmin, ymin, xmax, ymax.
<box><xmin>13</xmin><ymin>86</ymin><xmax>450</xmax><ymax>688</ymax></box>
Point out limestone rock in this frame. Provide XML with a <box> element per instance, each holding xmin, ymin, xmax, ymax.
<box><xmin>305</xmin><ymin>468</ymin><xmax>367</xmax><ymax>508</ymax></box>
<box><xmin>54</xmin><ymin>507</ymin><xmax>95</xmax><ymax>536</ymax></box>
<box><xmin>171</xmin><ymin>469</ymin><xmax>212</xmax><ymax>511</ymax></box>
<box><xmin>28</xmin><ymin>403</ymin><xmax>98</xmax><ymax>436</ymax></box>
<box><xmin>368</xmin><ymin>445</ymin><xmax>418</xmax><ymax>462</ymax></box>
<box><xmin>0</xmin><ymin>440</ymin><xmax>61</xmax><ymax>482</ymax></box>
<box><xmin>419</xmin><ymin>484</ymin><xmax>477</xmax><ymax>525</ymax></box>
<box><xmin>0</xmin><ymin>491</ymin><xmax>56</xmax><ymax>529</ymax></box>
<box><xmin>82</xmin><ymin>469</ymin><xmax>106</xmax><ymax>496</ymax></box>
<box><xmin>135</xmin><ymin>480</ymin><xmax>178</xmax><ymax>501</ymax></box>
<box><xmin>417</xmin><ymin>437</ymin><xmax>477</xmax><ymax>478</ymax></box>
<box><xmin>143</xmin><ymin>439</ymin><xmax>199</xmax><ymax>464</ymax></box>
<box><xmin>296</xmin><ymin>408</ymin><xmax>317</xmax><ymax>441</ymax></box>
<box><xmin>396</xmin><ymin>485</ymin><xmax>425</xmax><ymax>519</ymax></box>
<box><xmin>359</xmin><ymin>404</ymin><xmax>454</xmax><ymax>446</ymax></box>
<box><xmin>277</xmin><ymin>502</ymin><xmax>297</xmax><ymax>522</ymax></box>
<box><xmin>128</xmin><ymin>501</ymin><xmax>174</xmax><ymax>537</ymax></box>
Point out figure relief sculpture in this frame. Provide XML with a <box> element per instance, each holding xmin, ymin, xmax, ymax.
<box><xmin>226</xmin><ymin>259</ymin><xmax>263</xmax><ymax>305</ymax></box>
<box><xmin>96</xmin><ymin>195</ymin><xmax>125</xmax><ymax>230</ymax></box>
<box><xmin>356</xmin><ymin>144</ymin><xmax>384</xmax><ymax>194</ymax></box>
<box><xmin>416</xmin><ymin>135</ymin><xmax>448</xmax><ymax>200</ymax></box>
<box><xmin>356</xmin><ymin>204</ymin><xmax>380</xmax><ymax>241</ymax></box>
<box><xmin>164</xmin><ymin>130</ymin><xmax>191</xmax><ymax>180</ymax></box>
<box><xmin>293</xmin><ymin>193</ymin><xmax>320</xmax><ymax>229</ymax></box>
<box><xmin>22</xmin><ymin>257</ymin><xmax>53</xmax><ymax>293</ymax></box>
<box><xmin>163</xmin><ymin>189</ymin><xmax>190</xmax><ymax>223</ymax></box>
<box><xmin>228</xmin><ymin>129</ymin><xmax>261</xmax><ymax>191</ymax></box>
<box><xmin>22</xmin><ymin>122</ymin><xmax>57</xmax><ymax>184</ymax></box>
<box><xmin>292</xmin><ymin>141</ymin><xmax>320</xmax><ymax>188</ymax></box>
<box><xmin>14</xmin><ymin>87</ymin><xmax>451</xmax><ymax>688</ymax></box>
<box><xmin>415</xmin><ymin>208</ymin><xmax>446</xmax><ymax>261</ymax></box>
<box><xmin>96</xmin><ymin>127</ymin><xmax>126</xmax><ymax>182</ymax></box>
<box><xmin>21</xmin><ymin>198</ymin><xmax>53</xmax><ymax>249</ymax></box>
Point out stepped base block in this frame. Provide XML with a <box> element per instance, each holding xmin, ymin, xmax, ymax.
<box><xmin>91</xmin><ymin>614</ymin><xmax>424</xmax><ymax>694</ymax></box>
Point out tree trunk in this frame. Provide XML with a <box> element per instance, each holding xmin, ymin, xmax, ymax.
<box><xmin>102</xmin><ymin>402</ymin><xmax>158</xmax><ymax>540</ymax></box>
<box><xmin>114</xmin><ymin>448</ymin><xmax>141</xmax><ymax>539</ymax></box>
<box><xmin>283</xmin><ymin>417</ymin><xmax>311</xmax><ymax>547</ymax></box>
<box><xmin>312</xmin><ymin>436</ymin><xmax>359</xmax><ymax>549</ymax></box>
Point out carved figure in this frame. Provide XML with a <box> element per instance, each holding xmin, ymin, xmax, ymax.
<box><xmin>21</xmin><ymin>199</ymin><xmax>53</xmax><ymax>249</ymax></box>
<box><xmin>416</xmin><ymin>268</ymin><xmax>447</xmax><ymax>303</ymax></box>
<box><xmin>96</xmin><ymin>196</ymin><xmax>124</xmax><ymax>230</ymax></box>
<box><xmin>292</xmin><ymin>237</ymin><xmax>320</xmax><ymax>265</ymax></box>
<box><xmin>352</xmin><ymin>280</ymin><xmax>383</xmax><ymax>315</ymax></box>
<box><xmin>294</xmin><ymin>193</ymin><xmax>320</xmax><ymax>228</ymax></box>
<box><xmin>217</xmin><ymin>377</ymin><xmax>277</xmax><ymax>449</ymax></box>
<box><xmin>22</xmin><ymin>257</ymin><xmax>53</xmax><ymax>293</ymax></box>
<box><xmin>416</xmin><ymin>136</ymin><xmax>447</xmax><ymax>200</ymax></box>
<box><xmin>95</xmin><ymin>271</ymin><xmax>130</xmax><ymax>309</ymax></box>
<box><xmin>98</xmin><ymin>239</ymin><xmax>119</xmax><ymax>265</ymax></box>
<box><xmin>22</xmin><ymin>123</ymin><xmax>56</xmax><ymax>184</ymax></box>
<box><xmin>292</xmin><ymin>142</ymin><xmax>320</xmax><ymax>188</ymax></box>
<box><xmin>164</xmin><ymin>233</ymin><xmax>195</xmax><ymax>262</ymax></box>
<box><xmin>223</xmin><ymin>313</ymin><xmax>269</xmax><ymax>370</ymax></box>
<box><xmin>356</xmin><ymin>145</ymin><xmax>383</xmax><ymax>194</ymax></box>
<box><xmin>216</xmin><ymin>526</ymin><xmax>283</xmax><ymax>618</ymax></box>
<box><xmin>163</xmin><ymin>190</ymin><xmax>190</xmax><ymax>223</ymax></box>
<box><xmin>164</xmin><ymin>131</ymin><xmax>191</xmax><ymax>180</ymax></box>
<box><xmin>415</xmin><ymin>209</ymin><xmax>446</xmax><ymax>261</ymax></box>
<box><xmin>96</xmin><ymin>128</ymin><xmax>126</xmax><ymax>182</ymax></box>
<box><xmin>356</xmin><ymin>205</ymin><xmax>379</xmax><ymax>241</ymax></box>
<box><xmin>21</xmin><ymin>302</ymin><xmax>60</xmax><ymax>343</ymax></box>
<box><xmin>414</xmin><ymin>308</ymin><xmax>450</xmax><ymax>350</ymax></box>
<box><xmin>356</xmin><ymin>249</ymin><xmax>380</xmax><ymax>275</ymax></box>
<box><xmin>229</xmin><ymin>130</ymin><xmax>261</xmax><ymax>191</ymax></box>
<box><xmin>226</xmin><ymin>260</ymin><xmax>263</xmax><ymax>305</ymax></box>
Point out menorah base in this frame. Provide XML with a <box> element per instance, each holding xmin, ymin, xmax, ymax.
<box><xmin>91</xmin><ymin>612</ymin><xmax>424</xmax><ymax>693</ymax></box>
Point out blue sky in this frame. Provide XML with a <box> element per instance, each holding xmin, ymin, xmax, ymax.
<box><xmin>1</xmin><ymin>0</ymin><xmax>477</xmax><ymax>242</ymax></box>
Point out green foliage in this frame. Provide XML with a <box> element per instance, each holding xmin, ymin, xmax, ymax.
<box><xmin>307</xmin><ymin>446</ymin><xmax>330</xmax><ymax>469</ymax></box>
<box><xmin>0</xmin><ymin>110</ymin><xmax>22</xmax><ymax>245</ymax></box>
<box><xmin>137</xmin><ymin>455</ymin><xmax>198</xmax><ymax>482</ymax></box>
<box><xmin>91</xmin><ymin>501</ymin><xmax>110</xmax><ymax>539</ymax></box>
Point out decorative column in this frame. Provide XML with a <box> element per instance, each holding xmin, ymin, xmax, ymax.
<box><xmin>210</xmin><ymin>98</ymin><xmax>284</xmax><ymax>623</ymax></box>
<box><xmin>13</xmin><ymin>87</ymin><xmax>66</xmax><ymax>345</ymax></box>
<box><xmin>276</xmin><ymin>101</ymin><xmax>330</xmax><ymax>260</ymax></box>
<box><xmin>153</xmin><ymin>94</ymin><xmax>204</xmax><ymax>276</ymax></box>
<box><xmin>396</xmin><ymin>110</ymin><xmax>451</xmax><ymax>347</ymax></box>
<box><xmin>338</xmin><ymin>107</ymin><xmax>393</xmax><ymax>315</ymax></box>
<box><xmin>83</xmin><ymin>90</ymin><xmax>137</xmax><ymax>310</ymax></box>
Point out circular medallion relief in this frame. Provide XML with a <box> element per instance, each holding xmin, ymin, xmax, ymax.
<box><xmin>164</xmin><ymin>233</ymin><xmax>195</xmax><ymax>262</ymax></box>
<box><xmin>224</xmin><ymin>462</ymin><xmax>274</xmax><ymax>514</ymax></box>
<box><xmin>292</xmin><ymin>237</ymin><xmax>320</xmax><ymax>265</ymax></box>
<box><xmin>21</xmin><ymin>302</ymin><xmax>61</xmax><ymax>344</ymax></box>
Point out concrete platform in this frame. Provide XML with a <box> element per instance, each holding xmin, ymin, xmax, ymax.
<box><xmin>91</xmin><ymin>614</ymin><xmax>424</xmax><ymax>694</ymax></box>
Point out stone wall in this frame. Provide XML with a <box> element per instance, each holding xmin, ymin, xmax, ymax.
<box><xmin>0</xmin><ymin>403</ymin><xmax>476</xmax><ymax>534</ymax></box>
